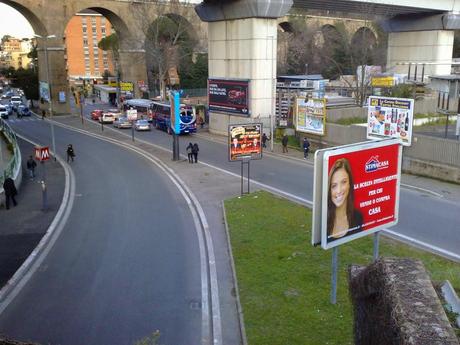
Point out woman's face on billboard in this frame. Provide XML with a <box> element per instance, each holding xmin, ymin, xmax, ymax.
<box><xmin>330</xmin><ymin>168</ymin><xmax>349</xmax><ymax>208</ymax></box>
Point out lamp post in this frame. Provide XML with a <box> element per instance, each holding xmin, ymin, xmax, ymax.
<box><xmin>269</xmin><ymin>35</ymin><xmax>275</xmax><ymax>152</ymax></box>
<box><xmin>34</xmin><ymin>34</ymin><xmax>57</xmax><ymax>160</ymax></box>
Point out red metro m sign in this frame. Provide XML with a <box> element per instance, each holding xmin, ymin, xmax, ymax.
<box><xmin>35</xmin><ymin>146</ymin><xmax>50</xmax><ymax>161</ymax></box>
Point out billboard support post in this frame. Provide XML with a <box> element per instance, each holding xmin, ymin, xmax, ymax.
<box><xmin>373</xmin><ymin>232</ymin><xmax>380</xmax><ymax>261</ymax></box>
<box><xmin>331</xmin><ymin>247</ymin><xmax>338</xmax><ymax>304</ymax></box>
<box><xmin>173</xmin><ymin>133</ymin><xmax>180</xmax><ymax>161</ymax></box>
<box><xmin>240</xmin><ymin>160</ymin><xmax>251</xmax><ymax>196</ymax></box>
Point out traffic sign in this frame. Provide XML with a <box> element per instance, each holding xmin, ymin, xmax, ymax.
<box><xmin>35</xmin><ymin>146</ymin><xmax>50</xmax><ymax>161</ymax></box>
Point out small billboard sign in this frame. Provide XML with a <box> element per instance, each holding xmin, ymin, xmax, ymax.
<box><xmin>295</xmin><ymin>98</ymin><xmax>326</xmax><ymax>136</ymax></box>
<box><xmin>367</xmin><ymin>96</ymin><xmax>414</xmax><ymax>146</ymax></box>
<box><xmin>208</xmin><ymin>79</ymin><xmax>250</xmax><ymax>116</ymax></box>
<box><xmin>39</xmin><ymin>81</ymin><xmax>50</xmax><ymax>102</ymax></box>
<box><xmin>312</xmin><ymin>139</ymin><xmax>402</xmax><ymax>249</ymax></box>
<box><xmin>35</xmin><ymin>146</ymin><xmax>50</xmax><ymax>161</ymax></box>
<box><xmin>127</xmin><ymin>109</ymin><xmax>138</xmax><ymax>121</ymax></box>
<box><xmin>228</xmin><ymin>123</ymin><xmax>262</xmax><ymax>161</ymax></box>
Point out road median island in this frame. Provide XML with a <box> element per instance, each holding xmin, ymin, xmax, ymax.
<box><xmin>224</xmin><ymin>190</ymin><xmax>460</xmax><ymax>345</ymax></box>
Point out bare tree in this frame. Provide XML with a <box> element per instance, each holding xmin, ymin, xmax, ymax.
<box><xmin>129</xmin><ymin>0</ymin><xmax>198</xmax><ymax>99</ymax></box>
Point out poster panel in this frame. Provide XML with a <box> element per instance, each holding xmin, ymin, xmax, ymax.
<box><xmin>228</xmin><ymin>123</ymin><xmax>262</xmax><ymax>161</ymax></box>
<box><xmin>208</xmin><ymin>79</ymin><xmax>250</xmax><ymax>116</ymax></box>
<box><xmin>367</xmin><ymin>96</ymin><xmax>414</xmax><ymax>146</ymax></box>
<box><xmin>170</xmin><ymin>91</ymin><xmax>181</xmax><ymax>134</ymax></box>
<box><xmin>39</xmin><ymin>81</ymin><xmax>50</xmax><ymax>102</ymax></box>
<box><xmin>319</xmin><ymin>139</ymin><xmax>401</xmax><ymax>250</ymax></box>
<box><xmin>295</xmin><ymin>98</ymin><xmax>326</xmax><ymax>135</ymax></box>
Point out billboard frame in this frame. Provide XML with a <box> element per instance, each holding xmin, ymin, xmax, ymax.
<box><xmin>208</xmin><ymin>78</ymin><xmax>250</xmax><ymax>116</ymax></box>
<box><xmin>295</xmin><ymin>97</ymin><xmax>327</xmax><ymax>136</ymax></box>
<box><xmin>228</xmin><ymin>123</ymin><xmax>263</xmax><ymax>162</ymax></box>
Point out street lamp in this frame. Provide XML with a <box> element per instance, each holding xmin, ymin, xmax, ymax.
<box><xmin>34</xmin><ymin>34</ymin><xmax>57</xmax><ymax>160</ymax></box>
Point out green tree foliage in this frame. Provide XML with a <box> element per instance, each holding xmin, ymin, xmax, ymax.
<box><xmin>98</xmin><ymin>33</ymin><xmax>119</xmax><ymax>58</ymax></box>
<box><xmin>179</xmin><ymin>53</ymin><xmax>208</xmax><ymax>89</ymax></box>
<box><xmin>6</xmin><ymin>67</ymin><xmax>39</xmax><ymax>101</ymax></box>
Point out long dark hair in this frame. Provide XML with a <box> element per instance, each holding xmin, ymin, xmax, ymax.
<box><xmin>327</xmin><ymin>158</ymin><xmax>355</xmax><ymax>236</ymax></box>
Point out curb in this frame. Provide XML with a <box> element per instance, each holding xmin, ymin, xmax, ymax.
<box><xmin>221</xmin><ymin>200</ymin><xmax>248</xmax><ymax>345</ymax></box>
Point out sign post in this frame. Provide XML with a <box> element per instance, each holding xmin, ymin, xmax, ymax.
<box><xmin>170</xmin><ymin>91</ymin><xmax>181</xmax><ymax>161</ymax></box>
<box><xmin>35</xmin><ymin>146</ymin><xmax>50</xmax><ymax>210</ymax></box>
<box><xmin>127</xmin><ymin>109</ymin><xmax>138</xmax><ymax>142</ymax></box>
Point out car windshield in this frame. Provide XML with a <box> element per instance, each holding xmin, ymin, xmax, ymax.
<box><xmin>11</xmin><ymin>97</ymin><xmax>21</xmax><ymax>101</ymax></box>
<box><xmin>137</xmin><ymin>120</ymin><xmax>148</xmax><ymax>125</ymax></box>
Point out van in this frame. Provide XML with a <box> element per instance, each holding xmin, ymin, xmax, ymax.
<box><xmin>10</xmin><ymin>96</ymin><xmax>22</xmax><ymax>110</ymax></box>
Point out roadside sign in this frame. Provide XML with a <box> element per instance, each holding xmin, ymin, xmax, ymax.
<box><xmin>312</xmin><ymin>139</ymin><xmax>402</xmax><ymax>250</ymax></box>
<box><xmin>228</xmin><ymin>123</ymin><xmax>262</xmax><ymax>161</ymax></box>
<box><xmin>367</xmin><ymin>96</ymin><xmax>414</xmax><ymax>146</ymax></box>
<box><xmin>35</xmin><ymin>146</ymin><xmax>50</xmax><ymax>161</ymax></box>
<box><xmin>295</xmin><ymin>97</ymin><xmax>326</xmax><ymax>136</ymax></box>
<box><xmin>170</xmin><ymin>91</ymin><xmax>181</xmax><ymax>134</ymax></box>
<box><xmin>127</xmin><ymin>109</ymin><xmax>138</xmax><ymax>121</ymax></box>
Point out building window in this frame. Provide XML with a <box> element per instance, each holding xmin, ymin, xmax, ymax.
<box><xmin>82</xmin><ymin>27</ymin><xmax>87</xmax><ymax>33</ymax></box>
<box><xmin>101</xmin><ymin>28</ymin><xmax>106</xmax><ymax>34</ymax></box>
<box><xmin>83</xmin><ymin>39</ymin><xmax>88</xmax><ymax>46</ymax></box>
<box><xmin>92</xmin><ymin>28</ymin><xmax>97</xmax><ymax>34</ymax></box>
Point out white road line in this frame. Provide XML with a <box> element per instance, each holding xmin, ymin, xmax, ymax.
<box><xmin>400</xmin><ymin>183</ymin><xmax>444</xmax><ymax>198</ymax></box>
<box><xmin>0</xmin><ymin>136</ymin><xmax>76</xmax><ymax>314</ymax></box>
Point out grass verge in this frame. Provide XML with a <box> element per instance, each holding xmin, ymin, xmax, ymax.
<box><xmin>224</xmin><ymin>190</ymin><xmax>460</xmax><ymax>345</ymax></box>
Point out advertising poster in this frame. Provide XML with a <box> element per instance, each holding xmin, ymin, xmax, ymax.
<box><xmin>367</xmin><ymin>96</ymin><xmax>414</xmax><ymax>146</ymax></box>
<box><xmin>170</xmin><ymin>91</ymin><xmax>181</xmax><ymax>134</ymax></box>
<box><xmin>228</xmin><ymin>123</ymin><xmax>262</xmax><ymax>161</ymax></box>
<box><xmin>39</xmin><ymin>81</ymin><xmax>50</xmax><ymax>102</ymax></box>
<box><xmin>295</xmin><ymin>98</ymin><xmax>326</xmax><ymax>135</ymax></box>
<box><xmin>208</xmin><ymin>79</ymin><xmax>250</xmax><ymax>116</ymax></box>
<box><xmin>317</xmin><ymin>139</ymin><xmax>401</xmax><ymax>250</ymax></box>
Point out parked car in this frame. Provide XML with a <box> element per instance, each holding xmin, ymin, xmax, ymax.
<box><xmin>106</xmin><ymin>108</ymin><xmax>122</xmax><ymax>121</ymax></box>
<box><xmin>90</xmin><ymin>109</ymin><xmax>103</xmax><ymax>121</ymax></box>
<box><xmin>0</xmin><ymin>105</ymin><xmax>8</xmax><ymax>119</ymax></box>
<box><xmin>113</xmin><ymin>116</ymin><xmax>132</xmax><ymax>129</ymax></box>
<box><xmin>10</xmin><ymin>96</ymin><xmax>22</xmax><ymax>110</ymax></box>
<box><xmin>17</xmin><ymin>104</ymin><xmax>31</xmax><ymax>116</ymax></box>
<box><xmin>99</xmin><ymin>111</ymin><xmax>115</xmax><ymax>124</ymax></box>
<box><xmin>134</xmin><ymin>119</ymin><xmax>151</xmax><ymax>131</ymax></box>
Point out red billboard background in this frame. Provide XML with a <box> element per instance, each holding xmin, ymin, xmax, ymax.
<box><xmin>323</xmin><ymin>142</ymin><xmax>400</xmax><ymax>246</ymax></box>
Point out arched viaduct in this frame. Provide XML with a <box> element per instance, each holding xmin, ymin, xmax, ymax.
<box><xmin>2</xmin><ymin>0</ymin><xmax>208</xmax><ymax>114</ymax></box>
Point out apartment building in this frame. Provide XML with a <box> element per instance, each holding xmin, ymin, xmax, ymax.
<box><xmin>65</xmin><ymin>10</ymin><xmax>114</xmax><ymax>86</ymax></box>
<box><xmin>0</xmin><ymin>37</ymin><xmax>33</xmax><ymax>69</ymax></box>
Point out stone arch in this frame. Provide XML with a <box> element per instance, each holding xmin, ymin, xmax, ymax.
<box><xmin>278</xmin><ymin>21</ymin><xmax>294</xmax><ymax>33</ymax></box>
<box><xmin>351</xmin><ymin>26</ymin><xmax>377</xmax><ymax>51</ymax></box>
<box><xmin>320</xmin><ymin>24</ymin><xmax>344</xmax><ymax>49</ymax></box>
<box><xmin>0</xmin><ymin>0</ymin><xmax>47</xmax><ymax>35</ymax></box>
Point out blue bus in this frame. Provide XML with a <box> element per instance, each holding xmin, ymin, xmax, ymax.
<box><xmin>151</xmin><ymin>101</ymin><xmax>197</xmax><ymax>135</ymax></box>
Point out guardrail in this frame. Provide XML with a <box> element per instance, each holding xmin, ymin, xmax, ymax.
<box><xmin>0</xmin><ymin>118</ymin><xmax>21</xmax><ymax>188</ymax></box>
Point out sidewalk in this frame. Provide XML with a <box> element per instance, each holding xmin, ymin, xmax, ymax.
<box><xmin>0</xmin><ymin>138</ymin><xmax>65</xmax><ymax>287</ymax></box>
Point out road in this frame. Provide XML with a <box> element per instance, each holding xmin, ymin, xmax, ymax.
<box><xmin>80</xmin><ymin>102</ymin><xmax>460</xmax><ymax>257</ymax></box>
<box><xmin>0</xmin><ymin>116</ymin><xmax>203</xmax><ymax>345</ymax></box>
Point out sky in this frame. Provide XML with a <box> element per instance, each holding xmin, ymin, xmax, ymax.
<box><xmin>0</xmin><ymin>3</ymin><xmax>34</xmax><ymax>39</ymax></box>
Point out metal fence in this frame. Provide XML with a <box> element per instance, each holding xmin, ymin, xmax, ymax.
<box><xmin>0</xmin><ymin>118</ymin><xmax>20</xmax><ymax>187</ymax></box>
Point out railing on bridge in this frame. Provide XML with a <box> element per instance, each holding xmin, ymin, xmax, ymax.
<box><xmin>0</xmin><ymin>118</ymin><xmax>21</xmax><ymax>188</ymax></box>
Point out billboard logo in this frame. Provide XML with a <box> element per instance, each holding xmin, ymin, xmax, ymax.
<box><xmin>365</xmin><ymin>156</ymin><xmax>388</xmax><ymax>173</ymax></box>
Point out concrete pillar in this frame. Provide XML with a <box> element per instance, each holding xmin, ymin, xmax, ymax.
<box><xmin>37</xmin><ymin>45</ymin><xmax>71</xmax><ymax>115</ymax></box>
<box><xmin>207</xmin><ymin>19</ymin><xmax>277</xmax><ymax>134</ymax></box>
<box><xmin>387</xmin><ymin>30</ymin><xmax>454</xmax><ymax>78</ymax></box>
<box><xmin>118</xmin><ymin>50</ymin><xmax>148</xmax><ymax>98</ymax></box>
<box><xmin>195</xmin><ymin>0</ymin><xmax>293</xmax><ymax>135</ymax></box>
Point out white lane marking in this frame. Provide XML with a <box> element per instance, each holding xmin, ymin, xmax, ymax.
<box><xmin>45</xmin><ymin>120</ymin><xmax>222</xmax><ymax>345</ymax></box>
<box><xmin>0</xmin><ymin>136</ymin><xmax>76</xmax><ymax>314</ymax></box>
<box><xmin>400</xmin><ymin>183</ymin><xmax>444</xmax><ymax>198</ymax></box>
<box><xmin>383</xmin><ymin>229</ymin><xmax>460</xmax><ymax>262</ymax></box>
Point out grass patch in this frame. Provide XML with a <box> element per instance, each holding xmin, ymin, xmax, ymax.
<box><xmin>225</xmin><ymin>190</ymin><xmax>460</xmax><ymax>345</ymax></box>
<box><xmin>330</xmin><ymin>116</ymin><xmax>366</xmax><ymax>125</ymax></box>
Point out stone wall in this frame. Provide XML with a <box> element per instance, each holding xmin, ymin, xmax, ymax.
<box><xmin>349</xmin><ymin>257</ymin><xmax>459</xmax><ymax>345</ymax></box>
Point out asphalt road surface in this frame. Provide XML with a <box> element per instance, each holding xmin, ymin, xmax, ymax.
<box><xmin>0</xmin><ymin>117</ymin><xmax>202</xmax><ymax>345</ymax></box>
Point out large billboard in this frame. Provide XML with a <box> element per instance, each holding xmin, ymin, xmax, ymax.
<box><xmin>312</xmin><ymin>139</ymin><xmax>402</xmax><ymax>249</ymax></box>
<box><xmin>295</xmin><ymin>98</ymin><xmax>326</xmax><ymax>136</ymax></box>
<box><xmin>39</xmin><ymin>81</ymin><xmax>50</xmax><ymax>102</ymax></box>
<box><xmin>228</xmin><ymin>123</ymin><xmax>262</xmax><ymax>161</ymax></box>
<box><xmin>208</xmin><ymin>79</ymin><xmax>250</xmax><ymax>116</ymax></box>
<box><xmin>367</xmin><ymin>96</ymin><xmax>414</xmax><ymax>146</ymax></box>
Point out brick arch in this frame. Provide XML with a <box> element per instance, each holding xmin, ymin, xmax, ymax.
<box><xmin>0</xmin><ymin>0</ymin><xmax>47</xmax><ymax>35</ymax></box>
<box><xmin>352</xmin><ymin>26</ymin><xmax>378</xmax><ymax>48</ymax></box>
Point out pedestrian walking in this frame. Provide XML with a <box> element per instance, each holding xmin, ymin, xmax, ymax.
<box><xmin>66</xmin><ymin>144</ymin><xmax>75</xmax><ymax>163</ymax></box>
<box><xmin>26</xmin><ymin>155</ymin><xmax>37</xmax><ymax>178</ymax></box>
<box><xmin>186</xmin><ymin>142</ymin><xmax>194</xmax><ymax>163</ymax></box>
<box><xmin>302</xmin><ymin>137</ymin><xmax>310</xmax><ymax>159</ymax></box>
<box><xmin>282</xmin><ymin>134</ymin><xmax>289</xmax><ymax>153</ymax></box>
<box><xmin>3</xmin><ymin>177</ymin><xmax>18</xmax><ymax>210</ymax></box>
<box><xmin>41</xmin><ymin>110</ymin><xmax>46</xmax><ymax>120</ymax></box>
<box><xmin>192</xmin><ymin>143</ymin><xmax>199</xmax><ymax>163</ymax></box>
<box><xmin>262</xmin><ymin>133</ymin><xmax>269</xmax><ymax>148</ymax></box>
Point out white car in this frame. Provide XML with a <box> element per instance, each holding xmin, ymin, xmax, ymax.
<box><xmin>134</xmin><ymin>119</ymin><xmax>151</xmax><ymax>131</ymax></box>
<box><xmin>0</xmin><ymin>105</ymin><xmax>9</xmax><ymax>119</ymax></box>
<box><xmin>10</xmin><ymin>96</ymin><xmax>22</xmax><ymax>110</ymax></box>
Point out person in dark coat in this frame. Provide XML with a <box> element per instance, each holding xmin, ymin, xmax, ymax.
<box><xmin>66</xmin><ymin>144</ymin><xmax>75</xmax><ymax>163</ymax></box>
<box><xmin>281</xmin><ymin>134</ymin><xmax>289</xmax><ymax>153</ymax></box>
<box><xmin>302</xmin><ymin>137</ymin><xmax>310</xmax><ymax>159</ymax></box>
<box><xmin>186</xmin><ymin>142</ymin><xmax>194</xmax><ymax>163</ymax></box>
<box><xmin>192</xmin><ymin>143</ymin><xmax>199</xmax><ymax>163</ymax></box>
<box><xmin>261</xmin><ymin>133</ymin><xmax>269</xmax><ymax>148</ymax></box>
<box><xmin>26</xmin><ymin>155</ymin><xmax>37</xmax><ymax>178</ymax></box>
<box><xmin>3</xmin><ymin>177</ymin><xmax>18</xmax><ymax>210</ymax></box>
